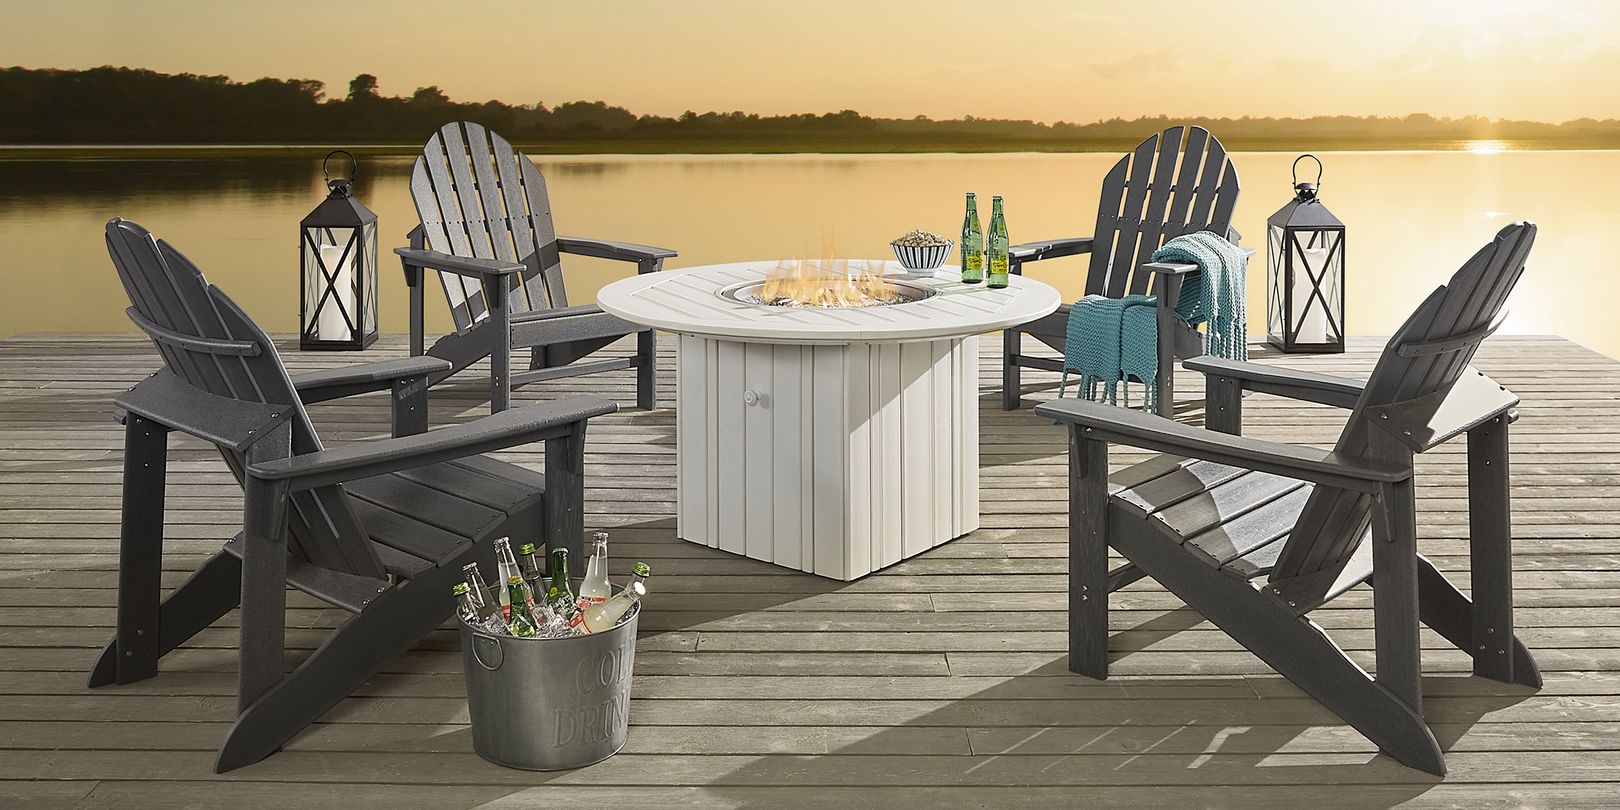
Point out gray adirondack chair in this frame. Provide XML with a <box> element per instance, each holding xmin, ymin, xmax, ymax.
<box><xmin>89</xmin><ymin>218</ymin><xmax>616</xmax><ymax>772</ymax></box>
<box><xmin>1004</xmin><ymin>125</ymin><xmax>1241</xmax><ymax>416</ymax></box>
<box><xmin>1036</xmin><ymin>222</ymin><xmax>1540</xmax><ymax>775</ymax></box>
<box><xmin>398</xmin><ymin>121</ymin><xmax>675</xmax><ymax>413</ymax></box>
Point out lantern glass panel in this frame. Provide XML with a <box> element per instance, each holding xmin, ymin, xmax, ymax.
<box><xmin>360</xmin><ymin>219</ymin><xmax>378</xmax><ymax>335</ymax></box>
<box><xmin>1284</xmin><ymin>227</ymin><xmax>1344</xmax><ymax>349</ymax></box>
<box><xmin>1266</xmin><ymin>222</ymin><xmax>1287</xmax><ymax>343</ymax></box>
<box><xmin>302</xmin><ymin>225</ymin><xmax>364</xmax><ymax>343</ymax></box>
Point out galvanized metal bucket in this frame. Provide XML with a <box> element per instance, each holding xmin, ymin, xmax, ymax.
<box><xmin>457</xmin><ymin>585</ymin><xmax>639</xmax><ymax>770</ymax></box>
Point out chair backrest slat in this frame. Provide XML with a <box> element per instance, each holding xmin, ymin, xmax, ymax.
<box><xmin>416</xmin><ymin>130</ymin><xmax>489</xmax><ymax>328</ymax></box>
<box><xmin>1084</xmin><ymin>159</ymin><xmax>1130</xmax><ymax>296</ymax></box>
<box><xmin>462</xmin><ymin>122</ymin><xmax>518</xmax><ymax>265</ymax></box>
<box><xmin>1126</xmin><ymin>126</ymin><xmax>1187</xmax><ymax>294</ymax></box>
<box><xmin>1086</xmin><ymin>126</ymin><xmax>1240</xmax><ymax>299</ymax></box>
<box><xmin>489</xmin><ymin>132</ymin><xmax>557</xmax><ymax>310</ymax></box>
<box><xmin>1101</xmin><ymin>134</ymin><xmax>1160</xmax><ymax>299</ymax></box>
<box><xmin>408</xmin><ymin>122</ymin><xmax>569</xmax><ymax>324</ymax></box>
<box><xmin>106</xmin><ymin>218</ymin><xmax>386</xmax><ymax>579</ymax></box>
<box><xmin>1270</xmin><ymin>222</ymin><xmax>1536</xmax><ymax>583</ymax></box>
<box><xmin>1189</xmin><ymin>135</ymin><xmax>1233</xmax><ymax>228</ymax></box>
<box><xmin>439</xmin><ymin>123</ymin><xmax>497</xmax><ymax>262</ymax></box>
<box><xmin>1162</xmin><ymin>126</ymin><xmax>1210</xmax><ymax>235</ymax></box>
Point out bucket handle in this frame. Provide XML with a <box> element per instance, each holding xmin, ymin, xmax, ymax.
<box><xmin>471</xmin><ymin>633</ymin><xmax>504</xmax><ymax>671</ymax></box>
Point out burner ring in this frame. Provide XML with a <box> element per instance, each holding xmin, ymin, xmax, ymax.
<box><xmin>716</xmin><ymin>278</ymin><xmax>940</xmax><ymax>309</ymax></box>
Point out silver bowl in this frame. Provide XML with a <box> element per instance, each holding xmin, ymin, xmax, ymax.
<box><xmin>890</xmin><ymin>239</ymin><xmax>954</xmax><ymax>272</ymax></box>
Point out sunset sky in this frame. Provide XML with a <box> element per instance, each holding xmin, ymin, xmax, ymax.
<box><xmin>4</xmin><ymin>0</ymin><xmax>1616</xmax><ymax>122</ymax></box>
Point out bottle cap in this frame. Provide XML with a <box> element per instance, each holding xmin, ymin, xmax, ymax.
<box><xmin>493</xmin><ymin>536</ymin><xmax>511</xmax><ymax>548</ymax></box>
<box><xmin>451</xmin><ymin>581</ymin><xmax>469</xmax><ymax>595</ymax></box>
<box><xmin>518</xmin><ymin>542</ymin><xmax>537</xmax><ymax>554</ymax></box>
<box><xmin>593</xmin><ymin>531</ymin><xmax>610</xmax><ymax>542</ymax></box>
<box><xmin>506</xmin><ymin>575</ymin><xmax>524</xmax><ymax>585</ymax></box>
<box><xmin>633</xmin><ymin>561</ymin><xmax>651</xmax><ymax>577</ymax></box>
<box><xmin>993</xmin><ymin>195</ymin><xmax>1003</xmax><ymax>201</ymax></box>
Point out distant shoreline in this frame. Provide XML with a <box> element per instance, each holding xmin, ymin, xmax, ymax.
<box><xmin>4</xmin><ymin>137</ymin><xmax>1619</xmax><ymax>159</ymax></box>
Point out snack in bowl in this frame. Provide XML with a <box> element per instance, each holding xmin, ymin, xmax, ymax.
<box><xmin>889</xmin><ymin>230</ymin><xmax>955</xmax><ymax>272</ymax></box>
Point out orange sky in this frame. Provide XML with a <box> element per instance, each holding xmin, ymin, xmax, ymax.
<box><xmin>5</xmin><ymin>0</ymin><xmax>1615</xmax><ymax>122</ymax></box>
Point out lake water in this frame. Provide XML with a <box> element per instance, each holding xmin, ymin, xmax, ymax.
<box><xmin>2</xmin><ymin>149</ymin><xmax>1616</xmax><ymax>356</ymax></box>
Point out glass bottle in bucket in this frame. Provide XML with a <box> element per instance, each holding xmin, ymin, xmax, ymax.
<box><xmin>546</xmin><ymin>548</ymin><xmax>578</xmax><ymax>620</ymax></box>
<box><xmin>503</xmin><ymin>576</ymin><xmax>541</xmax><ymax>637</ymax></box>
<box><xmin>576</xmin><ymin>532</ymin><xmax>612</xmax><ymax>609</ymax></box>
<box><xmin>987</xmin><ymin>195</ymin><xmax>1010</xmax><ymax>289</ymax></box>
<box><xmin>570</xmin><ymin>562</ymin><xmax>651</xmax><ymax>635</ymax></box>
<box><xmin>517</xmin><ymin>542</ymin><xmax>546</xmax><ymax>604</ymax></box>
<box><xmin>960</xmin><ymin>193</ymin><xmax>984</xmax><ymax>284</ymax></box>
<box><xmin>453</xmin><ymin>581</ymin><xmax>509</xmax><ymax>635</ymax></box>
<box><xmin>492</xmin><ymin>537</ymin><xmax>525</xmax><ymax>620</ymax></box>
<box><xmin>462</xmin><ymin>562</ymin><xmax>496</xmax><ymax>615</ymax></box>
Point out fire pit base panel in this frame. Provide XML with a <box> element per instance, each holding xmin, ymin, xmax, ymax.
<box><xmin>676</xmin><ymin>334</ymin><xmax>980</xmax><ymax>581</ymax></box>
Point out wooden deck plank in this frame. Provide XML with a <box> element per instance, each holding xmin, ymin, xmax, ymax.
<box><xmin>0</xmin><ymin>332</ymin><xmax>1617</xmax><ymax>806</ymax></box>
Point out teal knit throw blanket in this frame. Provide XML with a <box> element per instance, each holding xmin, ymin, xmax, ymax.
<box><xmin>1154</xmin><ymin>231</ymin><xmax>1249</xmax><ymax>362</ymax></box>
<box><xmin>1060</xmin><ymin>294</ymin><xmax>1159</xmax><ymax>411</ymax></box>
<box><xmin>1059</xmin><ymin>232</ymin><xmax>1248</xmax><ymax>412</ymax></box>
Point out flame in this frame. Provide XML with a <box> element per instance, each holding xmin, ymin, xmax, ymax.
<box><xmin>758</xmin><ymin>257</ymin><xmax>903</xmax><ymax>308</ymax></box>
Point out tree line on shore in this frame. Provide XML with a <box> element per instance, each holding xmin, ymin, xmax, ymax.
<box><xmin>5</xmin><ymin>66</ymin><xmax>1619</xmax><ymax>149</ymax></box>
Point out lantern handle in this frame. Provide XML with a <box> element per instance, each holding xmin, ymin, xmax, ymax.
<box><xmin>1292</xmin><ymin>154</ymin><xmax>1323</xmax><ymax>189</ymax></box>
<box><xmin>322</xmin><ymin>150</ymin><xmax>358</xmax><ymax>185</ymax></box>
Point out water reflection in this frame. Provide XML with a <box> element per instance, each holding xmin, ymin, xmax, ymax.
<box><xmin>1</xmin><ymin>150</ymin><xmax>1615</xmax><ymax>358</ymax></box>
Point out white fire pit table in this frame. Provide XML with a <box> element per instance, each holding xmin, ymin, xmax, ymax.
<box><xmin>598</xmin><ymin>261</ymin><xmax>1061</xmax><ymax>580</ymax></box>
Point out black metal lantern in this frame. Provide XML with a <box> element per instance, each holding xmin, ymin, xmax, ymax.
<box><xmin>300</xmin><ymin>150</ymin><xmax>378</xmax><ymax>350</ymax></box>
<box><xmin>1266</xmin><ymin>154</ymin><xmax>1345</xmax><ymax>353</ymax></box>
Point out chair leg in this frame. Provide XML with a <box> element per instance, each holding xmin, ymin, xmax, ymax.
<box><xmin>1154</xmin><ymin>319</ymin><xmax>1176</xmax><ymax>418</ymax></box>
<box><xmin>1068</xmin><ymin>429</ymin><xmax>1110</xmax><ymax>679</ymax></box>
<box><xmin>238</xmin><ymin>474</ymin><xmax>290</xmax><ymax>715</ymax></box>
<box><xmin>1372</xmin><ymin>479</ymin><xmax>1423</xmax><ymax>715</ymax></box>
<box><xmin>544</xmin><ymin>421</ymin><xmax>589</xmax><ymax>577</ymax></box>
<box><xmin>1468</xmin><ymin>416</ymin><xmax>1521</xmax><ymax>683</ymax></box>
<box><xmin>91</xmin><ymin>550</ymin><xmax>242</xmax><ymax>688</ymax></box>
<box><xmin>637</xmin><ymin>329</ymin><xmax>657</xmax><ymax>410</ymax></box>
<box><xmin>215</xmin><ymin>553</ymin><xmax>469</xmax><ymax>773</ymax></box>
<box><xmin>92</xmin><ymin>416</ymin><xmax>169</xmax><ymax>686</ymax></box>
<box><xmin>487</xmin><ymin>279</ymin><xmax>512</xmax><ymax>413</ymax></box>
<box><xmin>1414</xmin><ymin>554</ymin><xmax>1541</xmax><ymax>688</ymax></box>
<box><xmin>1002</xmin><ymin>328</ymin><xmax>1022</xmax><ymax>410</ymax></box>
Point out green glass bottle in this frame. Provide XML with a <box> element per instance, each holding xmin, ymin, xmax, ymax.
<box><xmin>504</xmin><ymin>576</ymin><xmax>539</xmax><ymax>637</ymax></box>
<box><xmin>960</xmin><ymin>192</ymin><xmax>984</xmax><ymax>284</ymax></box>
<box><xmin>987</xmin><ymin>195</ymin><xmax>1010</xmax><ymax>288</ymax></box>
<box><xmin>547</xmin><ymin>548</ymin><xmax>577</xmax><ymax>619</ymax></box>
<box><xmin>516</xmin><ymin>542</ymin><xmax>545</xmax><ymax>601</ymax></box>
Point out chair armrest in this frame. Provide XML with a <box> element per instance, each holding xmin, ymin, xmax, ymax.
<box><xmin>1034</xmin><ymin>397</ymin><xmax>1409</xmax><ymax>492</ymax></box>
<box><xmin>248</xmin><ymin>395</ymin><xmax>617</xmax><ymax>491</ymax></box>
<box><xmin>510</xmin><ymin>304</ymin><xmax>606</xmax><ymax>323</ymax></box>
<box><xmin>1144</xmin><ymin>246</ymin><xmax>1256</xmax><ymax>276</ymax></box>
<box><xmin>292</xmin><ymin>356</ymin><xmax>452</xmax><ymax>405</ymax></box>
<box><xmin>1010</xmin><ymin>237</ymin><xmax>1094</xmax><ymax>264</ymax></box>
<box><xmin>116</xmin><ymin>370</ymin><xmax>292</xmax><ymax>453</ymax></box>
<box><xmin>557</xmin><ymin>236</ymin><xmax>677</xmax><ymax>266</ymax></box>
<box><xmin>1184</xmin><ymin>356</ymin><xmax>1365</xmax><ymax>409</ymax></box>
<box><xmin>394</xmin><ymin>248</ymin><xmax>525</xmax><ymax>278</ymax></box>
<box><xmin>1143</xmin><ymin>261</ymin><xmax>1200</xmax><ymax>276</ymax></box>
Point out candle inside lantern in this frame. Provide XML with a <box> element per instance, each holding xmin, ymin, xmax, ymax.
<box><xmin>1293</xmin><ymin>246</ymin><xmax>1331</xmax><ymax>344</ymax></box>
<box><xmin>316</xmin><ymin>243</ymin><xmax>356</xmax><ymax>340</ymax></box>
